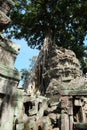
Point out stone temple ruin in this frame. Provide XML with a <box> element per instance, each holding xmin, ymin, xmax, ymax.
<box><xmin>13</xmin><ymin>38</ymin><xmax>87</xmax><ymax>130</ymax></box>
<box><xmin>0</xmin><ymin>1</ymin><xmax>87</xmax><ymax>130</ymax></box>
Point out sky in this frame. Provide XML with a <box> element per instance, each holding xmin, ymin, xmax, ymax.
<box><xmin>12</xmin><ymin>38</ymin><xmax>39</xmax><ymax>71</ymax></box>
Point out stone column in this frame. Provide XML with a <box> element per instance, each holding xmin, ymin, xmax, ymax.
<box><xmin>61</xmin><ymin>96</ymin><xmax>69</xmax><ymax>130</ymax></box>
<box><xmin>61</xmin><ymin>112</ymin><xmax>69</xmax><ymax>130</ymax></box>
<box><xmin>68</xmin><ymin>96</ymin><xmax>73</xmax><ymax>130</ymax></box>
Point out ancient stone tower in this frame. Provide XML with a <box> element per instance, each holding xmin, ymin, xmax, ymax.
<box><xmin>0</xmin><ymin>0</ymin><xmax>20</xmax><ymax>130</ymax></box>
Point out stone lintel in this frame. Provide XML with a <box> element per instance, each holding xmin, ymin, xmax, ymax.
<box><xmin>62</xmin><ymin>89</ymin><xmax>87</xmax><ymax>96</ymax></box>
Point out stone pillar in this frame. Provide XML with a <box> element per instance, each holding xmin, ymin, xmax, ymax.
<box><xmin>81</xmin><ymin>107</ymin><xmax>86</xmax><ymax>123</ymax></box>
<box><xmin>68</xmin><ymin>97</ymin><xmax>73</xmax><ymax>130</ymax></box>
<box><xmin>61</xmin><ymin>96</ymin><xmax>74</xmax><ymax>130</ymax></box>
<box><xmin>61</xmin><ymin>112</ymin><xmax>69</xmax><ymax>130</ymax></box>
<box><xmin>61</xmin><ymin>96</ymin><xmax>69</xmax><ymax>130</ymax></box>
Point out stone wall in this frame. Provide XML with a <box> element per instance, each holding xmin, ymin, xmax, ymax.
<box><xmin>0</xmin><ymin>1</ymin><xmax>21</xmax><ymax>130</ymax></box>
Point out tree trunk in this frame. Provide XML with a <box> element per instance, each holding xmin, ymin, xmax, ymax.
<box><xmin>42</xmin><ymin>29</ymin><xmax>55</xmax><ymax>52</ymax></box>
<box><xmin>39</xmin><ymin>29</ymin><xmax>55</xmax><ymax>94</ymax></box>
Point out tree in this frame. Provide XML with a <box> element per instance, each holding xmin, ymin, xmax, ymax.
<box><xmin>21</xmin><ymin>68</ymin><xmax>30</xmax><ymax>89</ymax></box>
<box><xmin>21</xmin><ymin>56</ymin><xmax>37</xmax><ymax>89</ymax></box>
<box><xmin>7</xmin><ymin>0</ymin><xmax>87</xmax><ymax>61</ymax></box>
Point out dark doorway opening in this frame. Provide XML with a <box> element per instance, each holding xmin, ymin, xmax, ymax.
<box><xmin>23</xmin><ymin>101</ymin><xmax>32</xmax><ymax>116</ymax></box>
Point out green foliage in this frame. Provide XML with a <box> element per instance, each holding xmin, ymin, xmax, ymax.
<box><xmin>29</xmin><ymin>56</ymin><xmax>37</xmax><ymax>71</ymax></box>
<box><xmin>21</xmin><ymin>68</ymin><xmax>30</xmax><ymax>89</ymax></box>
<box><xmin>21</xmin><ymin>56</ymin><xmax>37</xmax><ymax>89</ymax></box>
<box><xmin>7</xmin><ymin>0</ymin><xmax>87</xmax><ymax>60</ymax></box>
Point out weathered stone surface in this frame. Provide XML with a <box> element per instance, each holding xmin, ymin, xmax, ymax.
<box><xmin>0</xmin><ymin>1</ymin><xmax>21</xmax><ymax>130</ymax></box>
<box><xmin>0</xmin><ymin>10</ymin><xmax>10</xmax><ymax>25</ymax></box>
<box><xmin>0</xmin><ymin>0</ymin><xmax>14</xmax><ymax>14</ymax></box>
<box><xmin>0</xmin><ymin>36</ymin><xmax>20</xmax><ymax>66</ymax></box>
<box><xmin>46</xmin><ymin>78</ymin><xmax>63</xmax><ymax>96</ymax></box>
<box><xmin>0</xmin><ymin>76</ymin><xmax>17</xmax><ymax>95</ymax></box>
<box><xmin>0</xmin><ymin>0</ymin><xmax>14</xmax><ymax>31</ymax></box>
